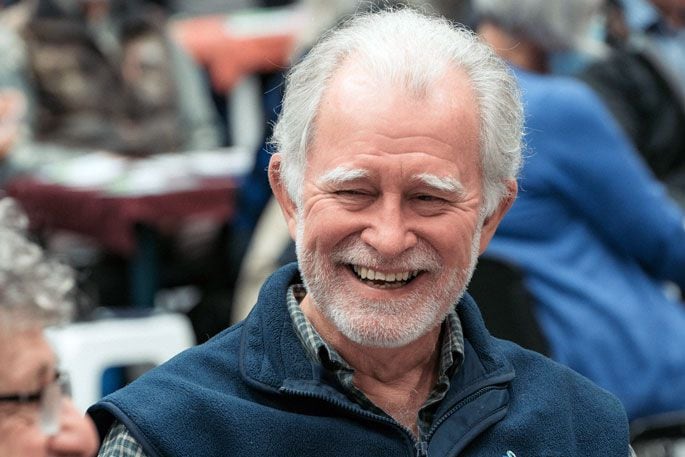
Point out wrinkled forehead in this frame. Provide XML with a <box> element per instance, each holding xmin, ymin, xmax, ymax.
<box><xmin>308</xmin><ymin>59</ymin><xmax>481</xmax><ymax>161</ymax></box>
<box><xmin>313</xmin><ymin>59</ymin><xmax>479</xmax><ymax>139</ymax></box>
<box><xmin>323</xmin><ymin>54</ymin><xmax>474</xmax><ymax>108</ymax></box>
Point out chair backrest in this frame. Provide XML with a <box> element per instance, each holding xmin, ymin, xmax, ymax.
<box><xmin>467</xmin><ymin>255</ymin><xmax>550</xmax><ymax>356</ymax></box>
<box><xmin>46</xmin><ymin>313</ymin><xmax>195</xmax><ymax>412</ymax></box>
<box><xmin>631</xmin><ymin>411</ymin><xmax>685</xmax><ymax>457</ymax></box>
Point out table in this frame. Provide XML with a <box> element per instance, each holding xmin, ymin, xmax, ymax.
<box><xmin>7</xmin><ymin>177</ymin><xmax>237</xmax><ymax>307</ymax></box>
<box><xmin>171</xmin><ymin>7</ymin><xmax>303</xmax><ymax>93</ymax></box>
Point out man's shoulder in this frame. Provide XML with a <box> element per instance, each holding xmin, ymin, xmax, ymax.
<box><xmin>89</xmin><ymin>322</ymin><xmax>251</xmax><ymax>452</ymax></box>
<box><xmin>459</xmin><ymin>294</ymin><xmax>625</xmax><ymax>419</ymax></box>
<box><xmin>121</xmin><ymin>320</ymin><xmax>246</xmax><ymax>392</ymax></box>
<box><xmin>459</xmin><ymin>337</ymin><xmax>630</xmax><ymax>455</ymax></box>
<box><xmin>495</xmin><ymin>337</ymin><xmax>626</xmax><ymax>419</ymax></box>
<box><xmin>90</xmin><ymin>264</ymin><xmax>303</xmax><ymax>442</ymax></box>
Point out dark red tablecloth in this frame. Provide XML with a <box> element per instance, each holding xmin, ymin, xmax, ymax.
<box><xmin>6</xmin><ymin>177</ymin><xmax>237</xmax><ymax>256</ymax></box>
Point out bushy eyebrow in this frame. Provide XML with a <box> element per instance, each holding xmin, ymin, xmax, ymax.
<box><xmin>317</xmin><ymin>168</ymin><xmax>466</xmax><ymax>198</ymax></box>
<box><xmin>317</xmin><ymin>166</ymin><xmax>369</xmax><ymax>187</ymax></box>
<box><xmin>413</xmin><ymin>173</ymin><xmax>466</xmax><ymax>198</ymax></box>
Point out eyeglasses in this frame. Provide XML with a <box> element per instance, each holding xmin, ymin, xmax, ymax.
<box><xmin>0</xmin><ymin>371</ymin><xmax>71</xmax><ymax>435</ymax></box>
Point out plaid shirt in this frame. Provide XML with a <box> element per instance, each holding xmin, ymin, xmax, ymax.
<box><xmin>99</xmin><ymin>423</ymin><xmax>147</xmax><ymax>457</ymax></box>
<box><xmin>98</xmin><ymin>284</ymin><xmax>464</xmax><ymax>456</ymax></box>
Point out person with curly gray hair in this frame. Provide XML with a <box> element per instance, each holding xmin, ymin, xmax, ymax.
<box><xmin>91</xmin><ymin>8</ymin><xmax>629</xmax><ymax>457</ymax></box>
<box><xmin>0</xmin><ymin>198</ymin><xmax>99</xmax><ymax>457</ymax></box>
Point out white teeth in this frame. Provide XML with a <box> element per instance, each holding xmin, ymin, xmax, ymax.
<box><xmin>351</xmin><ymin>265</ymin><xmax>419</xmax><ymax>283</ymax></box>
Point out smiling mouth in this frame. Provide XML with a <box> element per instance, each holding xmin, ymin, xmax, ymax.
<box><xmin>349</xmin><ymin>265</ymin><xmax>421</xmax><ymax>289</ymax></box>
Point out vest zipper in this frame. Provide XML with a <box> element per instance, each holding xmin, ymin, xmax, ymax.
<box><xmin>415</xmin><ymin>440</ymin><xmax>428</xmax><ymax>457</ymax></box>
<box><xmin>281</xmin><ymin>383</ymin><xmax>505</xmax><ymax>456</ymax></box>
<box><xmin>426</xmin><ymin>384</ymin><xmax>504</xmax><ymax>437</ymax></box>
<box><xmin>280</xmin><ymin>386</ymin><xmax>418</xmax><ymax>456</ymax></box>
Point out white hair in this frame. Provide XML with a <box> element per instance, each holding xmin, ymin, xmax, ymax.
<box><xmin>472</xmin><ymin>0</ymin><xmax>605</xmax><ymax>53</ymax></box>
<box><xmin>0</xmin><ymin>198</ymin><xmax>75</xmax><ymax>333</ymax></box>
<box><xmin>271</xmin><ymin>7</ymin><xmax>523</xmax><ymax>217</ymax></box>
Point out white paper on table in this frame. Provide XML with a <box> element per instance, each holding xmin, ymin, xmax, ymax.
<box><xmin>37</xmin><ymin>147</ymin><xmax>253</xmax><ymax>195</ymax></box>
<box><xmin>186</xmin><ymin>146</ymin><xmax>253</xmax><ymax>178</ymax></box>
<box><xmin>37</xmin><ymin>152</ymin><xmax>128</xmax><ymax>189</ymax></box>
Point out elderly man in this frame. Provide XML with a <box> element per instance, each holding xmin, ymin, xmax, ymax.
<box><xmin>0</xmin><ymin>198</ymin><xmax>99</xmax><ymax>457</ymax></box>
<box><xmin>91</xmin><ymin>9</ymin><xmax>630</xmax><ymax>457</ymax></box>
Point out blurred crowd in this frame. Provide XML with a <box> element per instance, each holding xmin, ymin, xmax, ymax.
<box><xmin>1</xmin><ymin>0</ymin><xmax>684</xmax><ymax>455</ymax></box>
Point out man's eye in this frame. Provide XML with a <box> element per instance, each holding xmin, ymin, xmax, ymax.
<box><xmin>415</xmin><ymin>194</ymin><xmax>445</xmax><ymax>203</ymax></box>
<box><xmin>336</xmin><ymin>189</ymin><xmax>368</xmax><ymax>196</ymax></box>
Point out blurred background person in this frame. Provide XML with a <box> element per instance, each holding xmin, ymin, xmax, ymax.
<box><xmin>0</xmin><ymin>197</ymin><xmax>99</xmax><ymax>457</ymax></box>
<box><xmin>0</xmin><ymin>3</ymin><xmax>29</xmax><ymax>180</ymax></box>
<box><xmin>581</xmin><ymin>0</ymin><xmax>685</xmax><ymax>206</ymax></box>
<box><xmin>429</xmin><ymin>0</ymin><xmax>473</xmax><ymax>22</ymax></box>
<box><xmin>0</xmin><ymin>0</ymin><xmax>221</xmax><ymax>178</ymax></box>
<box><xmin>473</xmin><ymin>0</ymin><xmax>685</xmax><ymax>421</ymax></box>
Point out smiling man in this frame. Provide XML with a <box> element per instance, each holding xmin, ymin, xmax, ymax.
<box><xmin>91</xmin><ymin>8</ymin><xmax>631</xmax><ymax>457</ymax></box>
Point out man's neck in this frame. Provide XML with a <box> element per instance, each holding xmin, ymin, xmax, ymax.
<box><xmin>300</xmin><ymin>295</ymin><xmax>442</xmax><ymax>436</ymax></box>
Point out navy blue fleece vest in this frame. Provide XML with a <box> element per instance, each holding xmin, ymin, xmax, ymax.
<box><xmin>90</xmin><ymin>263</ymin><xmax>630</xmax><ymax>457</ymax></box>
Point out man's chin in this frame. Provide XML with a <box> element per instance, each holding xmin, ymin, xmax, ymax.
<box><xmin>326</xmin><ymin>307</ymin><xmax>443</xmax><ymax>349</ymax></box>
<box><xmin>340</xmin><ymin>328</ymin><xmax>425</xmax><ymax>349</ymax></box>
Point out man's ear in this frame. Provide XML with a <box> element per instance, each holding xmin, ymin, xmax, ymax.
<box><xmin>478</xmin><ymin>179</ymin><xmax>517</xmax><ymax>254</ymax></box>
<box><xmin>268</xmin><ymin>153</ymin><xmax>299</xmax><ymax>240</ymax></box>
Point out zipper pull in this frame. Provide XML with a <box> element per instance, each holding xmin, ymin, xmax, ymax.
<box><xmin>415</xmin><ymin>440</ymin><xmax>428</xmax><ymax>457</ymax></box>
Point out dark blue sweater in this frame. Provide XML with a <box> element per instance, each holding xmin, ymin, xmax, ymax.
<box><xmin>90</xmin><ymin>263</ymin><xmax>629</xmax><ymax>457</ymax></box>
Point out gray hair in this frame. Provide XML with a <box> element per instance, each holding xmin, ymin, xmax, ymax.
<box><xmin>472</xmin><ymin>0</ymin><xmax>605</xmax><ymax>53</ymax></box>
<box><xmin>0</xmin><ymin>198</ymin><xmax>74</xmax><ymax>333</ymax></box>
<box><xmin>272</xmin><ymin>7</ymin><xmax>523</xmax><ymax>217</ymax></box>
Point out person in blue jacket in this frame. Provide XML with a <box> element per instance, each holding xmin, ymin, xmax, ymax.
<box><xmin>474</xmin><ymin>0</ymin><xmax>685</xmax><ymax>420</ymax></box>
<box><xmin>90</xmin><ymin>8</ymin><xmax>632</xmax><ymax>457</ymax></box>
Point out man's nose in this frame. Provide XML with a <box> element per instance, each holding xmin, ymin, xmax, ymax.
<box><xmin>360</xmin><ymin>196</ymin><xmax>417</xmax><ymax>257</ymax></box>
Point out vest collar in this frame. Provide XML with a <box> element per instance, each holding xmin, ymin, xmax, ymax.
<box><xmin>239</xmin><ymin>263</ymin><xmax>515</xmax><ymax>398</ymax></box>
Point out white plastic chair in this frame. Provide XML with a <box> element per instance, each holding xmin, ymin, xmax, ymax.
<box><xmin>46</xmin><ymin>313</ymin><xmax>195</xmax><ymax>412</ymax></box>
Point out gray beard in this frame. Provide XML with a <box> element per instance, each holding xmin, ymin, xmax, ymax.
<box><xmin>295</xmin><ymin>217</ymin><xmax>481</xmax><ymax>348</ymax></box>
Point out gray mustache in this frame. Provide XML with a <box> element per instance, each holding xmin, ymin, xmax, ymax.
<box><xmin>330</xmin><ymin>238</ymin><xmax>441</xmax><ymax>272</ymax></box>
